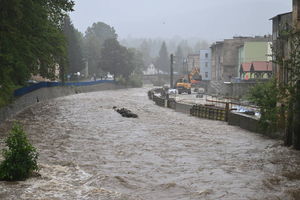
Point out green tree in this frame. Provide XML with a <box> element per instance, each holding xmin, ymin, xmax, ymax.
<box><xmin>274</xmin><ymin>29</ymin><xmax>300</xmax><ymax>149</ymax></box>
<box><xmin>84</xmin><ymin>22</ymin><xmax>117</xmax><ymax>75</ymax></box>
<box><xmin>63</xmin><ymin>16</ymin><xmax>84</xmax><ymax>75</ymax></box>
<box><xmin>129</xmin><ymin>48</ymin><xmax>145</xmax><ymax>74</ymax></box>
<box><xmin>99</xmin><ymin>38</ymin><xmax>137</xmax><ymax>80</ymax></box>
<box><xmin>139</xmin><ymin>40</ymin><xmax>152</xmax><ymax>69</ymax></box>
<box><xmin>247</xmin><ymin>79</ymin><xmax>279</xmax><ymax>133</ymax></box>
<box><xmin>0</xmin><ymin>122</ymin><xmax>39</xmax><ymax>181</ymax></box>
<box><xmin>129</xmin><ymin>49</ymin><xmax>145</xmax><ymax>87</ymax></box>
<box><xmin>74</xmin><ymin>29</ymin><xmax>85</xmax><ymax>54</ymax></box>
<box><xmin>0</xmin><ymin>0</ymin><xmax>74</xmax><ymax>106</ymax></box>
<box><xmin>156</xmin><ymin>41</ymin><xmax>169</xmax><ymax>73</ymax></box>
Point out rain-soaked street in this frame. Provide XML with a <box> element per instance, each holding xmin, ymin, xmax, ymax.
<box><xmin>1</xmin><ymin>87</ymin><xmax>300</xmax><ymax>200</ymax></box>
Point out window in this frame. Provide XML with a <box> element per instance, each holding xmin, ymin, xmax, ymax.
<box><xmin>205</xmin><ymin>72</ymin><xmax>208</xmax><ymax>78</ymax></box>
<box><xmin>205</xmin><ymin>53</ymin><xmax>208</xmax><ymax>58</ymax></box>
<box><xmin>205</xmin><ymin>62</ymin><xmax>208</xmax><ymax>67</ymax></box>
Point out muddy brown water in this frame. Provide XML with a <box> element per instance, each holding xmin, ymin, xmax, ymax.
<box><xmin>0</xmin><ymin>88</ymin><xmax>300</xmax><ymax>200</ymax></box>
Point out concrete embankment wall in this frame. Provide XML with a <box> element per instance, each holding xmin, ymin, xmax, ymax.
<box><xmin>174</xmin><ymin>102</ymin><xmax>193</xmax><ymax>114</ymax></box>
<box><xmin>228</xmin><ymin>112</ymin><xmax>260</xmax><ymax>133</ymax></box>
<box><xmin>0</xmin><ymin>83</ymin><xmax>125</xmax><ymax>124</ymax></box>
<box><xmin>149</xmin><ymin>89</ymin><xmax>260</xmax><ymax>134</ymax></box>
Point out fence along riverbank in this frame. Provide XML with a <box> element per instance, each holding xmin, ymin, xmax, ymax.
<box><xmin>0</xmin><ymin>80</ymin><xmax>122</xmax><ymax>125</ymax></box>
<box><xmin>148</xmin><ymin>88</ymin><xmax>260</xmax><ymax>133</ymax></box>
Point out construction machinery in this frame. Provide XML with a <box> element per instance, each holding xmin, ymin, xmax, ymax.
<box><xmin>175</xmin><ymin>67</ymin><xmax>202</xmax><ymax>94</ymax></box>
<box><xmin>175</xmin><ymin>77</ymin><xmax>191</xmax><ymax>94</ymax></box>
<box><xmin>188</xmin><ymin>67</ymin><xmax>202</xmax><ymax>86</ymax></box>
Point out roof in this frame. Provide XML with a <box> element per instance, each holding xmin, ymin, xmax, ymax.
<box><xmin>241</xmin><ymin>61</ymin><xmax>272</xmax><ymax>72</ymax></box>
<box><xmin>269</xmin><ymin>12</ymin><xmax>292</xmax><ymax>20</ymax></box>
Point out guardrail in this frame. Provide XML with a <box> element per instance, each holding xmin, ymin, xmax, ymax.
<box><xmin>14</xmin><ymin>80</ymin><xmax>114</xmax><ymax>97</ymax></box>
<box><xmin>204</xmin><ymin>95</ymin><xmax>259</xmax><ymax>111</ymax></box>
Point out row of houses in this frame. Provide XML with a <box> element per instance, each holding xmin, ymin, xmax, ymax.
<box><xmin>184</xmin><ymin>6</ymin><xmax>298</xmax><ymax>84</ymax></box>
<box><xmin>144</xmin><ymin>0</ymin><xmax>298</xmax><ymax>90</ymax></box>
<box><xmin>185</xmin><ymin>36</ymin><xmax>272</xmax><ymax>83</ymax></box>
<box><xmin>192</xmin><ymin>0</ymin><xmax>299</xmax><ymax>86</ymax></box>
<box><xmin>170</xmin><ymin>1</ymin><xmax>300</xmax><ymax>103</ymax></box>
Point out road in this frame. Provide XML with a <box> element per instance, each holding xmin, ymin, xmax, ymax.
<box><xmin>0</xmin><ymin>87</ymin><xmax>300</xmax><ymax>200</ymax></box>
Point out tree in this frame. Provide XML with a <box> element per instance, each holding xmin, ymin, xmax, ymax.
<box><xmin>175</xmin><ymin>45</ymin><xmax>184</xmax><ymax>73</ymax></box>
<box><xmin>0</xmin><ymin>0</ymin><xmax>74</xmax><ymax>106</ymax></box>
<box><xmin>193</xmin><ymin>40</ymin><xmax>209</xmax><ymax>52</ymax></box>
<box><xmin>156</xmin><ymin>41</ymin><xmax>169</xmax><ymax>73</ymax></box>
<box><xmin>0</xmin><ymin>122</ymin><xmax>39</xmax><ymax>181</ymax></box>
<box><xmin>99</xmin><ymin>38</ymin><xmax>134</xmax><ymax>79</ymax></box>
<box><xmin>247</xmin><ymin>79</ymin><xmax>279</xmax><ymax>133</ymax></box>
<box><xmin>63</xmin><ymin>16</ymin><xmax>84</xmax><ymax>75</ymax></box>
<box><xmin>274</xmin><ymin>29</ymin><xmax>300</xmax><ymax>149</ymax></box>
<box><xmin>129</xmin><ymin>48</ymin><xmax>145</xmax><ymax>74</ymax></box>
<box><xmin>139</xmin><ymin>40</ymin><xmax>152</xmax><ymax>69</ymax></box>
<box><xmin>74</xmin><ymin>29</ymin><xmax>85</xmax><ymax>54</ymax></box>
<box><xmin>84</xmin><ymin>22</ymin><xmax>117</xmax><ymax>75</ymax></box>
<box><xmin>179</xmin><ymin>40</ymin><xmax>193</xmax><ymax>57</ymax></box>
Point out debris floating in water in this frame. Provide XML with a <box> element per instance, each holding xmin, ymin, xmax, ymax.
<box><xmin>113</xmin><ymin>107</ymin><xmax>138</xmax><ymax>118</ymax></box>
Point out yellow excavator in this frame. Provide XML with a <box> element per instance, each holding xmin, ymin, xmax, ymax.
<box><xmin>175</xmin><ymin>67</ymin><xmax>202</xmax><ymax>94</ymax></box>
<box><xmin>189</xmin><ymin>67</ymin><xmax>202</xmax><ymax>86</ymax></box>
<box><xmin>175</xmin><ymin>77</ymin><xmax>191</xmax><ymax>94</ymax></box>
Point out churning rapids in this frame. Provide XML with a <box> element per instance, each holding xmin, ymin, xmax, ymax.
<box><xmin>1</xmin><ymin>88</ymin><xmax>300</xmax><ymax>200</ymax></box>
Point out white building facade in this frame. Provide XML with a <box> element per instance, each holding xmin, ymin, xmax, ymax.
<box><xmin>199</xmin><ymin>50</ymin><xmax>212</xmax><ymax>80</ymax></box>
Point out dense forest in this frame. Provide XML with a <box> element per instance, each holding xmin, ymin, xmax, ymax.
<box><xmin>0</xmin><ymin>0</ymin><xmax>74</xmax><ymax>106</ymax></box>
<box><xmin>0</xmin><ymin>1</ymin><xmax>143</xmax><ymax>107</ymax></box>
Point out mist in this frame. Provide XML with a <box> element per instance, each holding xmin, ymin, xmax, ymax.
<box><xmin>70</xmin><ymin>0</ymin><xmax>291</xmax><ymax>41</ymax></box>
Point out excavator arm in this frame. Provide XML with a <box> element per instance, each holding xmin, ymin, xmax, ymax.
<box><xmin>189</xmin><ymin>67</ymin><xmax>202</xmax><ymax>85</ymax></box>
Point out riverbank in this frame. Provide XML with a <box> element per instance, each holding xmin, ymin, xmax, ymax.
<box><xmin>148</xmin><ymin>88</ymin><xmax>261</xmax><ymax>134</ymax></box>
<box><xmin>0</xmin><ymin>83</ymin><xmax>126</xmax><ymax>125</ymax></box>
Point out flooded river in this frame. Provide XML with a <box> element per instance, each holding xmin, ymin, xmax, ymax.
<box><xmin>1</xmin><ymin>88</ymin><xmax>300</xmax><ymax>200</ymax></box>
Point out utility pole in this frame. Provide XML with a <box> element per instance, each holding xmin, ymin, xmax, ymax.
<box><xmin>170</xmin><ymin>54</ymin><xmax>174</xmax><ymax>88</ymax></box>
<box><xmin>186</xmin><ymin>58</ymin><xmax>189</xmax><ymax>77</ymax></box>
<box><xmin>182</xmin><ymin>59</ymin><xmax>185</xmax><ymax>75</ymax></box>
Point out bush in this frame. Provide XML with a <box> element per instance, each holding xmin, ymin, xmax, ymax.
<box><xmin>115</xmin><ymin>75</ymin><xmax>127</xmax><ymax>86</ymax></box>
<box><xmin>128</xmin><ymin>74</ymin><xmax>143</xmax><ymax>87</ymax></box>
<box><xmin>116</xmin><ymin>74</ymin><xmax>143</xmax><ymax>87</ymax></box>
<box><xmin>247</xmin><ymin>79</ymin><xmax>279</xmax><ymax>133</ymax></box>
<box><xmin>0</xmin><ymin>122</ymin><xmax>39</xmax><ymax>181</ymax></box>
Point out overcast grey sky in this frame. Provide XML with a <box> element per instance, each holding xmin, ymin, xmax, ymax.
<box><xmin>70</xmin><ymin>0</ymin><xmax>292</xmax><ymax>41</ymax></box>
